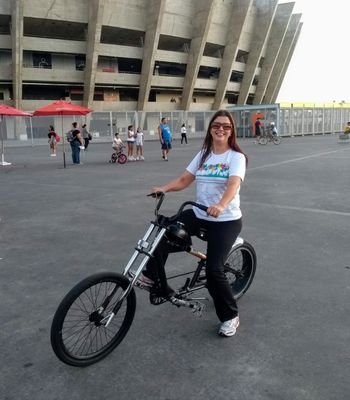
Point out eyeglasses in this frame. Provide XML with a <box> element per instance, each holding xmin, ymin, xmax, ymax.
<box><xmin>211</xmin><ymin>123</ymin><xmax>232</xmax><ymax>131</ymax></box>
<box><xmin>211</xmin><ymin>122</ymin><xmax>232</xmax><ymax>131</ymax></box>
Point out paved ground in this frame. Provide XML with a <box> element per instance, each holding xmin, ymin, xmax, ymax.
<box><xmin>0</xmin><ymin>135</ymin><xmax>349</xmax><ymax>400</ymax></box>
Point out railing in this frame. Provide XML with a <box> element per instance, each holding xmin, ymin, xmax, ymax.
<box><xmin>3</xmin><ymin>106</ymin><xmax>350</xmax><ymax>145</ymax></box>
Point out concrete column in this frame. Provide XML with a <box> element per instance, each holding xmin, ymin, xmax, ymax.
<box><xmin>11</xmin><ymin>0</ymin><xmax>24</xmax><ymax>109</ymax></box>
<box><xmin>263</xmin><ymin>14</ymin><xmax>301</xmax><ymax>103</ymax></box>
<box><xmin>237</xmin><ymin>0</ymin><xmax>278</xmax><ymax>105</ymax></box>
<box><xmin>83</xmin><ymin>0</ymin><xmax>105</xmax><ymax>108</ymax></box>
<box><xmin>270</xmin><ymin>21</ymin><xmax>302</xmax><ymax>103</ymax></box>
<box><xmin>137</xmin><ymin>0</ymin><xmax>166</xmax><ymax>111</ymax></box>
<box><xmin>180</xmin><ymin>0</ymin><xmax>216</xmax><ymax>111</ymax></box>
<box><xmin>212</xmin><ymin>0</ymin><xmax>253</xmax><ymax>110</ymax></box>
<box><xmin>253</xmin><ymin>2</ymin><xmax>294</xmax><ymax>104</ymax></box>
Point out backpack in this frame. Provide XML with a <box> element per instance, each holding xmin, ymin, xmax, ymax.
<box><xmin>67</xmin><ymin>130</ymin><xmax>74</xmax><ymax>142</ymax></box>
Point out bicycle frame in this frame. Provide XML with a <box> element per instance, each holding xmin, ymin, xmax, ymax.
<box><xmin>105</xmin><ymin>194</ymin><xmax>245</xmax><ymax>324</ymax></box>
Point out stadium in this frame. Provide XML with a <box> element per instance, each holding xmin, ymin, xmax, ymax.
<box><xmin>0</xmin><ymin>0</ymin><xmax>302</xmax><ymax>113</ymax></box>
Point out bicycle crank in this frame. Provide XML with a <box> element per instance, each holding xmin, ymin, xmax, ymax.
<box><xmin>169</xmin><ymin>296</ymin><xmax>206</xmax><ymax>317</ymax></box>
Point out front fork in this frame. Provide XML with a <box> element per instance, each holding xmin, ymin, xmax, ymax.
<box><xmin>104</xmin><ymin>223</ymin><xmax>167</xmax><ymax>326</ymax></box>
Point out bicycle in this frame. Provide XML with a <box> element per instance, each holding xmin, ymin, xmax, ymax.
<box><xmin>50</xmin><ymin>193</ymin><xmax>257</xmax><ymax>367</ymax></box>
<box><xmin>258</xmin><ymin>130</ymin><xmax>281</xmax><ymax>145</ymax></box>
<box><xmin>109</xmin><ymin>145</ymin><xmax>127</xmax><ymax>164</ymax></box>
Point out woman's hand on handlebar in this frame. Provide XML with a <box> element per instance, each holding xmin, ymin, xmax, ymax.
<box><xmin>206</xmin><ymin>203</ymin><xmax>225</xmax><ymax>218</ymax></box>
<box><xmin>151</xmin><ymin>186</ymin><xmax>167</xmax><ymax>195</ymax></box>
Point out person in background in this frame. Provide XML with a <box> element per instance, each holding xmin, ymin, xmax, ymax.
<box><xmin>112</xmin><ymin>132</ymin><xmax>123</xmax><ymax>152</ymax></box>
<box><xmin>68</xmin><ymin>122</ymin><xmax>84</xmax><ymax>165</ymax></box>
<box><xmin>81</xmin><ymin>124</ymin><xmax>91</xmax><ymax>150</ymax></box>
<box><xmin>127</xmin><ymin>125</ymin><xmax>136</xmax><ymax>161</ymax></box>
<box><xmin>135</xmin><ymin>127</ymin><xmax>144</xmax><ymax>161</ymax></box>
<box><xmin>344</xmin><ymin>121</ymin><xmax>350</xmax><ymax>134</ymax></box>
<box><xmin>158</xmin><ymin>117</ymin><xmax>172</xmax><ymax>161</ymax></box>
<box><xmin>180</xmin><ymin>123</ymin><xmax>188</xmax><ymax>145</ymax></box>
<box><xmin>254</xmin><ymin>117</ymin><xmax>262</xmax><ymax>144</ymax></box>
<box><xmin>48</xmin><ymin>125</ymin><xmax>58</xmax><ymax>157</ymax></box>
<box><xmin>270</xmin><ymin>122</ymin><xmax>278</xmax><ymax>135</ymax></box>
<box><xmin>139</xmin><ymin>109</ymin><xmax>247</xmax><ymax>337</ymax></box>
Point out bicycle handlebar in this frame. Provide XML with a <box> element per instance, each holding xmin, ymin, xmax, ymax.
<box><xmin>147</xmin><ymin>192</ymin><xmax>208</xmax><ymax>220</ymax></box>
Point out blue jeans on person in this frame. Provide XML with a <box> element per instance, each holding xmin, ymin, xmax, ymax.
<box><xmin>71</xmin><ymin>141</ymin><xmax>81</xmax><ymax>164</ymax></box>
<box><xmin>143</xmin><ymin>209</ymin><xmax>242</xmax><ymax>322</ymax></box>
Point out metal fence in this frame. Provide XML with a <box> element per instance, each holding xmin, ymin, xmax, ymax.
<box><xmin>2</xmin><ymin>105</ymin><xmax>350</xmax><ymax>146</ymax></box>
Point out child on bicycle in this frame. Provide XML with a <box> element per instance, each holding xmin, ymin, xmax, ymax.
<box><xmin>112</xmin><ymin>132</ymin><xmax>124</xmax><ymax>152</ymax></box>
<box><xmin>139</xmin><ymin>110</ymin><xmax>247</xmax><ymax>338</ymax></box>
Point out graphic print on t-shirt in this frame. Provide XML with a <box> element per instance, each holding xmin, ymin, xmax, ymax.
<box><xmin>197</xmin><ymin>162</ymin><xmax>229</xmax><ymax>179</ymax></box>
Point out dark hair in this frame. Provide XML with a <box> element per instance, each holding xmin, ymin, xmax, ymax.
<box><xmin>72</xmin><ymin>122</ymin><xmax>78</xmax><ymax>128</ymax></box>
<box><xmin>199</xmin><ymin>109</ymin><xmax>247</xmax><ymax>168</ymax></box>
<box><xmin>114</xmin><ymin>132</ymin><xmax>119</xmax><ymax>137</ymax></box>
<box><xmin>82</xmin><ymin>124</ymin><xmax>86</xmax><ymax>128</ymax></box>
<box><xmin>161</xmin><ymin>117</ymin><xmax>167</xmax><ymax>123</ymax></box>
<box><xmin>128</xmin><ymin>125</ymin><xmax>133</xmax><ymax>130</ymax></box>
<box><xmin>49</xmin><ymin>125</ymin><xmax>54</xmax><ymax>131</ymax></box>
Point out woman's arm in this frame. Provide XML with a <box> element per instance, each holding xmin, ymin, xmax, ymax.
<box><xmin>152</xmin><ymin>171</ymin><xmax>195</xmax><ymax>193</ymax></box>
<box><xmin>207</xmin><ymin>176</ymin><xmax>242</xmax><ymax>218</ymax></box>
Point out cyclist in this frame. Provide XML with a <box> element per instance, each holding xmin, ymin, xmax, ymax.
<box><xmin>270</xmin><ymin>122</ymin><xmax>278</xmax><ymax>135</ymax></box>
<box><xmin>140</xmin><ymin>109</ymin><xmax>247</xmax><ymax>337</ymax></box>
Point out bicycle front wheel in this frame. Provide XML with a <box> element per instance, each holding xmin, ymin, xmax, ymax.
<box><xmin>118</xmin><ymin>153</ymin><xmax>127</xmax><ymax>164</ymax></box>
<box><xmin>224</xmin><ymin>241</ymin><xmax>257</xmax><ymax>300</ymax></box>
<box><xmin>273</xmin><ymin>136</ymin><xmax>281</xmax><ymax>145</ymax></box>
<box><xmin>50</xmin><ymin>272</ymin><xmax>136</xmax><ymax>367</ymax></box>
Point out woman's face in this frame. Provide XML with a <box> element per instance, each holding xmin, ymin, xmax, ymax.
<box><xmin>209</xmin><ymin>116</ymin><xmax>232</xmax><ymax>145</ymax></box>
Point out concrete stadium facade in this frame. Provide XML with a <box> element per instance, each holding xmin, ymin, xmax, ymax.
<box><xmin>0</xmin><ymin>0</ymin><xmax>302</xmax><ymax>113</ymax></box>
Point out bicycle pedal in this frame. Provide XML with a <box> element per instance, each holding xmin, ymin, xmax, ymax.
<box><xmin>191</xmin><ymin>301</ymin><xmax>205</xmax><ymax>317</ymax></box>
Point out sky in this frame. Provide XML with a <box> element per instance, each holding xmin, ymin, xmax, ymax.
<box><xmin>276</xmin><ymin>0</ymin><xmax>349</xmax><ymax>103</ymax></box>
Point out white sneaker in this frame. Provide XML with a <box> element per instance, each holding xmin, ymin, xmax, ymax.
<box><xmin>135</xmin><ymin>156</ymin><xmax>139</xmax><ymax>161</ymax></box>
<box><xmin>140</xmin><ymin>156</ymin><xmax>144</xmax><ymax>161</ymax></box>
<box><xmin>50</xmin><ymin>154</ymin><xmax>56</xmax><ymax>157</ymax></box>
<box><xmin>218</xmin><ymin>316</ymin><xmax>240</xmax><ymax>337</ymax></box>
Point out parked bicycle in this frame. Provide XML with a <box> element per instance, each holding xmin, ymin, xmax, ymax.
<box><xmin>50</xmin><ymin>193</ymin><xmax>257</xmax><ymax>367</ymax></box>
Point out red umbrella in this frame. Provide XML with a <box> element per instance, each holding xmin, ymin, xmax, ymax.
<box><xmin>0</xmin><ymin>104</ymin><xmax>32</xmax><ymax>166</ymax></box>
<box><xmin>33</xmin><ymin>100</ymin><xmax>92</xmax><ymax>168</ymax></box>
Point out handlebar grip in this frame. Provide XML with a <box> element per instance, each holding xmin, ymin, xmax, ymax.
<box><xmin>147</xmin><ymin>191</ymin><xmax>164</xmax><ymax>198</ymax></box>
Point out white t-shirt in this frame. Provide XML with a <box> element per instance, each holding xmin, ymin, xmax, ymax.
<box><xmin>127</xmin><ymin>130</ymin><xmax>135</xmax><ymax>142</ymax></box>
<box><xmin>181</xmin><ymin>126</ymin><xmax>187</xmax><ymax>134</ymax></box>
<box><xmin>186</xmin><ymin>149</ymin><xmax>246</xmax><ymax>221</ymax></box>
<box><xmin>135</xmin><ymin>131</ymin><xmax>144</xmax><ymax>146</ymax></box>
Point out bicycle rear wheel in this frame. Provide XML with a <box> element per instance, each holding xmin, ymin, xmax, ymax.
<box><xmin>224</xmin><ymin>241</ymin><xmax>256</xmax><ymax>300</ymax></box>
<box><xmin>50</xmin><ymin>272</ymin><xmax>136</xmax><ymax>367</ymax></box>
<box><xmin>258</xmin><ymin>137</ymin><xmax>267</xmax><ymax>145</ymax></box>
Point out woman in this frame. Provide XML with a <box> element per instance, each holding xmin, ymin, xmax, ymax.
<box><xmin>139</xmin><ymin>110</ymin><xmax>247</xmax><ymax>337</ymax></box>
<box><xmin>48</xmin><ymin>125</ymin><xmax>57</xmax><ymax>157</ymax></box>
<box><xmin>127</xmin><ymin>125</ymin><xmax>136</xmax><ymax>161</ymax></box>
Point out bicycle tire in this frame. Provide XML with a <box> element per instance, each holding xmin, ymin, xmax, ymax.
<box><xmin>224</xmin><ymin>241</ymin><xmax>257</xmax><ymax>300</ymax></box>
<box><xmin>273</xmin><ymin>136</ymin><xmax>281</xmax><ymax>145</ymax></box>
<box><xmin>118</xmin><ymin>154</ymin><xmax>127</xmax><ymax>164</ymax></box>
<box><xmin>258</xmin><ymin>137</ymin><xmax>267</xmax><ymax>145</ymax></box>
<box><xmin>111</xmin><ymin>153</ymin><xmax>117</xmax><ymax>163</ymax></box>
<box><xmin>50</xmin><ymin>272</ymin><xmax>136</xmax><ymax>367</ymax></box>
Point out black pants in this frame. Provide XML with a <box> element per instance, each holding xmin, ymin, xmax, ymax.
<box><xmin>181</xmin><ymin>134</ymin><xmax>187</xmax><ymax>144</ymax></box>
<box><xmin>84</xmin><ymin>138</ymin><xmax>89</xmax><ymax>149</ymax></box>
<box><xmin>144</xmin><ymin>209</ymin><xmax>242</xmax><ymax>322</ymax></box>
